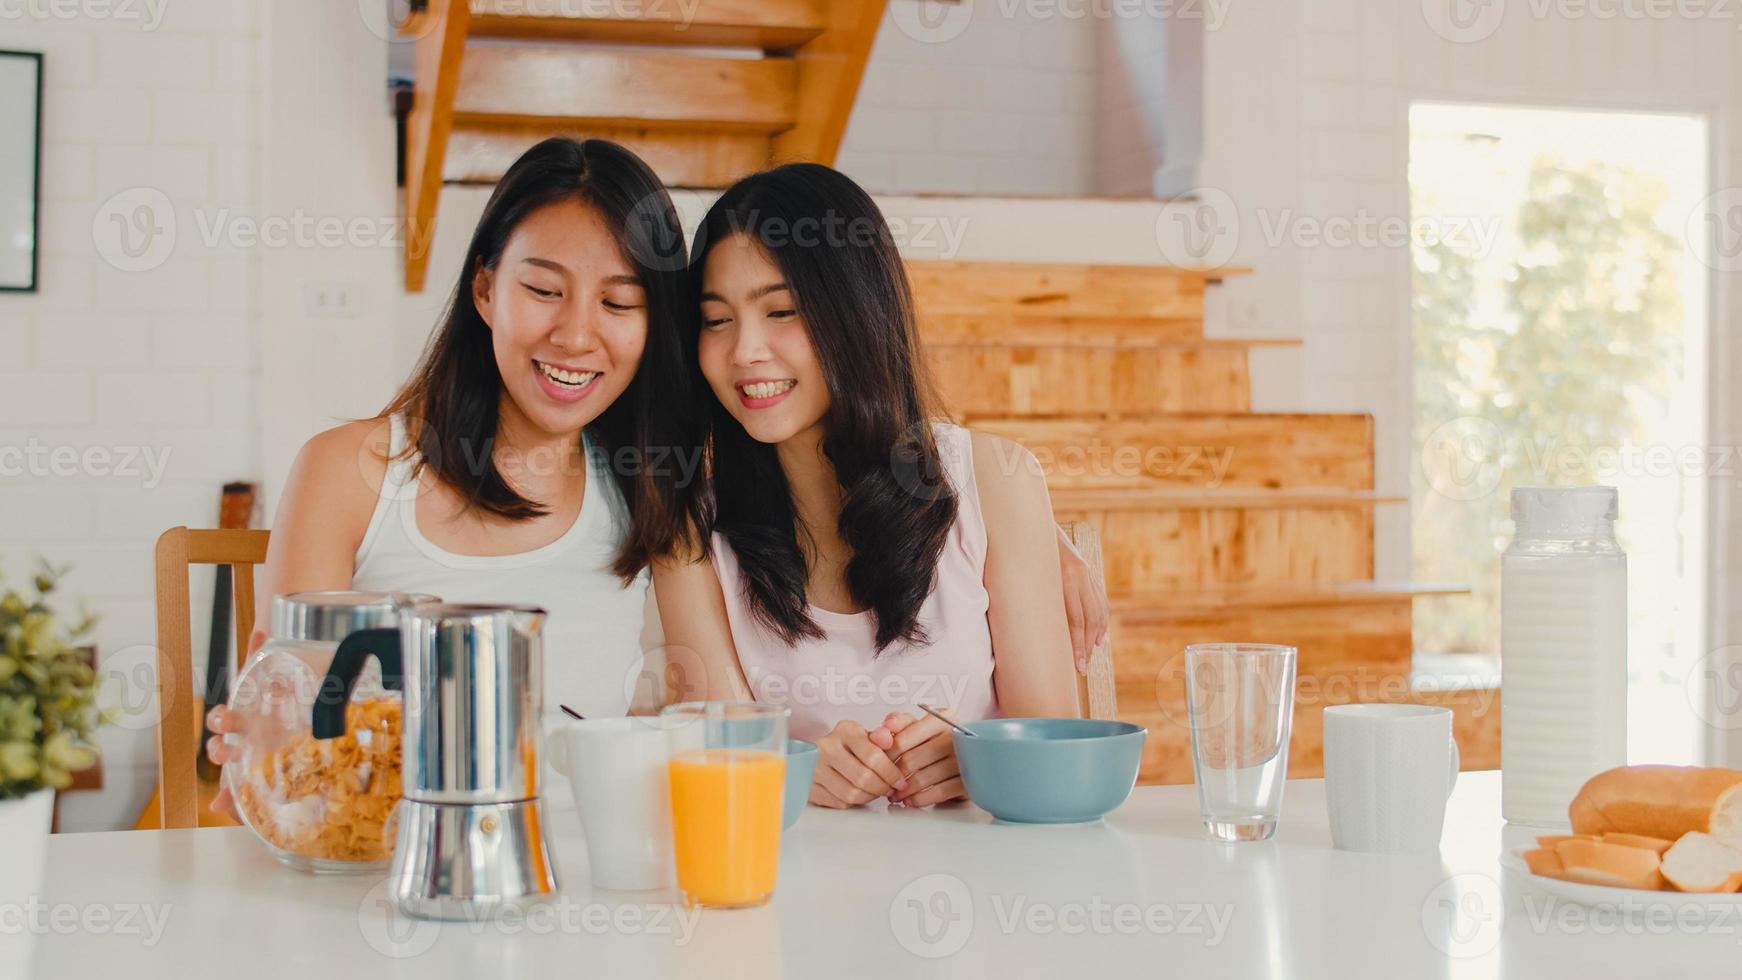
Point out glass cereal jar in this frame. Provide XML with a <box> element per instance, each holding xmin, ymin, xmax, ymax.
<box><xmin>223</xmin><ymin>591</ymin><xmax>434</xmax><ymax>874</ymax></box>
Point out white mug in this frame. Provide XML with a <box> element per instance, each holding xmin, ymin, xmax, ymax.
<box><xmin>548</xmin><ymin>718</ymin><xmax>674</xmax><ymax>891</ymax></box>
<box><xmin>1323</xmin><ymin>704</ymin><xmax>1460</xmax><ymax>853</ymax></box>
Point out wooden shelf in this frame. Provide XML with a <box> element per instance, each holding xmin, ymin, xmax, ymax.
<box><xmin>907</xmin><ymin>260</ymin><xmax>1240</xmax><ymax>323</ymax></box>
<box><xmin>1112</xmin><ymin>581</ymin><xmax>1470</xmax><ymax>615</ymax></box>
<box><xmin>976</xmin><ymin>413</ymin><xmax>1375</xmax><ymax>492</ymax></box>
<box><xmin>1051</xmin><ymin>487</ymin><xmax>1405</xmax><ymax>512</ymax></box>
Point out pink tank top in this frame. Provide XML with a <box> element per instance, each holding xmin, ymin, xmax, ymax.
<box><xmin>710</xmin><ymin>423</ymin><xmax>998</xmax><ymax>741</ymax></box>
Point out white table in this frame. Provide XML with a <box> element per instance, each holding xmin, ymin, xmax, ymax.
<box><xmin>26</xmin><ymin>772</ymin><xmax>1738</xmax><ymax>979</ymax></box>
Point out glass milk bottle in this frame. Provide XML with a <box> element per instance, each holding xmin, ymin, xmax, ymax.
<box><xmin>1501</xmin><ymin>486</ymin><xmax>1628</xmax><ymax>826</ymax></box>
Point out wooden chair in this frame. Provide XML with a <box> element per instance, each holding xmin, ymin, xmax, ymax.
<box><xmin>1063</xmin><ymin>521</ymin><xmax>1117</xmax><ymax>721</ymax></box>
<box><xmin>150</xmin><ymin>527</ymin><xmax>270</xmax><ymax>830</ymax></box>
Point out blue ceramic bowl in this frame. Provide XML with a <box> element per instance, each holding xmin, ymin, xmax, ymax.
<box><xmin>783</xmin><ymin>739</ymin><xmax>819</xmax><ymax>830</ymax></box>
<box><xmin>954</xmin><ymin>718</ymin><xmax>1146</xmax><ymax>824</ymax></box>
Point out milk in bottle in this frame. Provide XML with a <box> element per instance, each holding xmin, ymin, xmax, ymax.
<box><xmin>1500</xmin><ymin>486</ymin><xmax>1628</xmax><ymax>826</ymax></box>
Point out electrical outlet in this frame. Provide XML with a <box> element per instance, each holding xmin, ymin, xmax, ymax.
<box><xmin>301</xmin><ymin>281</ymin><xmax>364</xmax><ymax>319</ymax></box>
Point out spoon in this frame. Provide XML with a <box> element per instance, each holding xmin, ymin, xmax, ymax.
<box><xmin>560</xmin><ymin>705</ymin><xmax>586</xmax><ymax>721</ymax></box>
<box><xmin>919</xmin><ymin>703</ymin><xmax>976</xmax><ymax>737</ymax></box>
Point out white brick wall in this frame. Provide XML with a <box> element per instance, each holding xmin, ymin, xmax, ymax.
<box><xmin>0</xmin><ymin>1</ymin><xmax>263</xmax><ymax>831</ymax></box>
<box><xmin>838</xmin><ymin>1</ymin><xmax>1100</xmax><ymax>196</ymax></box>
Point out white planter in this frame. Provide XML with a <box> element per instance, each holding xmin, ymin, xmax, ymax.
<box><xmin>0</xmin><ymin>789</ymin><xmax>54</xmax><ymax>974</ymax></box>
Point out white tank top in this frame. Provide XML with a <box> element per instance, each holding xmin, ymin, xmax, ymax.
<box><xmin>351</xmin><ymin>415</ymin><xmax>655</xmax><ymax>723</ymax></box>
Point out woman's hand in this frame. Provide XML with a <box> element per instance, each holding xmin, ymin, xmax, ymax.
<box><xmin>873</xmin><ymin>711</ymin><xmax>966</xmax><ymax>807</ymax></box>
<box><xmin>1056</xmin><ymin>525</ymin><xmax>1109</xmax><ymax>675</ymax></box>
<box><xmin>810</xmin><ymin>719</ymin><xmax>907</xmax><ymax>808</ymax></box>
<box><xmin>203</xmin><ymin>704</ymin><xmax>239</xmax><ymax>818</ymax></box>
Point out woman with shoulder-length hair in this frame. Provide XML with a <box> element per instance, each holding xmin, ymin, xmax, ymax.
<box><xmin>655</xmin><ymin>163</ymin><xmax>1084</xmax><ymax>811</ymax></box>
<box><xmin>202</xmin><ymin>137</ymin><xmax>702</xmax><ymax>808</ymax></box>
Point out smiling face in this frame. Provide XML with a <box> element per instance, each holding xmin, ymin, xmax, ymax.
<box><xmin>697</xmin><ymin>234</ymin><xmax>831</xmax><ymax>446</ymax></box>
<box><xmin>471</xmin><ymin>198</ymin><xmax>648</xmax><ymax>440</ymax></box>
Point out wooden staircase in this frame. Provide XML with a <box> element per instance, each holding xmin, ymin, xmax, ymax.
<box><xmin>400</xmin><ymin>0</ymin><xmax>887</xmax><ymax>290</ymax></box>
<box><xmin>910</xmin><ymin>260</ymin><xmax>1502</xmax><ymax>785</ymax></box>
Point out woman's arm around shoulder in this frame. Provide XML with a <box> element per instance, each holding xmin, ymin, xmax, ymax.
<box><xmin>969</xmin><ymin>430</ymin><xmax>1082</xmax><ymax>718</ymax></box>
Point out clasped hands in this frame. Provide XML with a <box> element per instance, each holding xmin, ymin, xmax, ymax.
<box><xmin>809</xmin><ymin>710</ymin><xmax>966</xmax><ymax>810</ymax></box>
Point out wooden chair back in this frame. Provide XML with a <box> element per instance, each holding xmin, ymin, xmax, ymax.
<box><xmin>151</xmin><ymin>527</ymin><xmax>269</xmax><ymax>830</ymax></box>
<box><xmin>1063</xmin><ymin>521</ymin><xmax>1117</xmax><ymax>721</ymax></box>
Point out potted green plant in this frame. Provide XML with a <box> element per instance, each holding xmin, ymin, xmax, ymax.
<box><xmin>0</xmin><ymin>564</ymin><xmax>99</xmax><ymax>933</ymax></box>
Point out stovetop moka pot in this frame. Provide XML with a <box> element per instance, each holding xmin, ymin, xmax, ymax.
<box><xmin>314</xmin><ymin>600</ymin><xmax>558</xmax><ymax>920</ymax></box>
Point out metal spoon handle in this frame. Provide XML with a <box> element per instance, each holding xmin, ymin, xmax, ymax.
<box><xmin>919</xmin><ymin>703</ymin><xmax>976</xmax><ymax>737</ymax></box>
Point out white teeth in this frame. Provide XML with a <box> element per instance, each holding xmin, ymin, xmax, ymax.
<box><xmin>537</xmin><ymin>361</ymin><xmax>598</xmax><ymax>388</ymax></box>
<box><xmin>741</xmin><ymin>380</ymin><xmax>795</xmax><ymax>400</ymax></box>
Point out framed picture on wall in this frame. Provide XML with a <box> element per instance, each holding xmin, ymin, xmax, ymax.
<box><xmin>0</xmin><ymin>50</ymin><xmax>43</xmax><ymax>293</ymax></box>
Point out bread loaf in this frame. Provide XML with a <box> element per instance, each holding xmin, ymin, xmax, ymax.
<box><xmin>1568</xmin><ymin>766</ymin><xmax>1742</xmax><ymax>847</ymax></box>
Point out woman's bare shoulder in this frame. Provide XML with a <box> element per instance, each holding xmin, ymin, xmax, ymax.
<box><xmin>965</xmin><ymin>429</ymin><xmax>1048</xmax><ymax>502</ymax></box>
<box><xmin>282</xmin><ymin>418</ymin><xmax>395</xmax><ymax>524</ymax></box>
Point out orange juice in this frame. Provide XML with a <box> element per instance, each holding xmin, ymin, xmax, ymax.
<box><xmin>667</xmin><ymin>748</ymin><xmax>785</xmax><ymax>908</ymax></box>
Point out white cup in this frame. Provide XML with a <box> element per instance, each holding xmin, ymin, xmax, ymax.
<box><xmin>548</xmin><ymin>718</ymin><xmax>674</xmax><ymax>891</ymax></box>
<box><xmin>1323</xmin><ymin>704</ymin><xmax>1460</xmax><ymax>853</ymax></box>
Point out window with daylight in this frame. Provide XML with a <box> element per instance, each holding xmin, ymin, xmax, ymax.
<box><xmin>1409</xmin><ymin>102</ymin><xmax>1710</xmax><ymax>765</ymax></box>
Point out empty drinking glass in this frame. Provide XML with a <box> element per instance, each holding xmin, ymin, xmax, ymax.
<box><xmin>1185</xmin><ymin>643</ymin><xmax>1298</xmax><ymax>842</ymax></box>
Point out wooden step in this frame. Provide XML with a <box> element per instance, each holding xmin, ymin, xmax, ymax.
<box><xmin>974</xmin><ymin>414</ymin><xmax>1374</xmax><ymax>491</ymax></box>
<box><xmin>454</xmin><ymin>46</ymin><xmax>797</xmax><ymax>133</ymax></box>
<box><xmin>1052</xmin><ymin>495</ymin><xmax>1392</xmax><ymax>592</ymax></box>
<box><xmin>1128</xmin><ymin>668</ymin><xmax>1498</xmax><ymax>783</ymax></box>
<box><xmin>919</xmin><ymin>313</ymin><xmax>1211</xmax><ymax>346</ymax></box>
<box><xmin>1113</xmin><ymin>581</ymin><xmax>1468</xmax><ymax>615</ymax></box>
<box><xmin>1112</xmin><ymin>584</ymin><xmax>1467</xmax><ymax>687</ymax></box>
<box><xmin>1051</xmin><ymin>487</ymin><xmax>1404</xmax><ymax>512</ymax></box>
<box><xmin>445</xmin><ymin>124</ymin><xmax>770</xmax><ymax>186</ymax></box>
<box><xmin>906</xmin><ymin>261</ymin><xmax>1248</xmax><ymax>322</ymax></box>
<box><xmin>930</xmin><ymin>342</ymin><xmax>1299</xmax><ymax>416</ymax></box>
<box><xmin>468</xmin><ymin>0</ymin><xmax>826</xmax><ymax>49</ymax></box>
<box><xmin>923</xmin><ymin>319</ymin><xmax>1297</xmax><ymax>351</ymax></box>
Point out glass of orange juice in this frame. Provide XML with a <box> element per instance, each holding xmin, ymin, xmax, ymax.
<box><xmin>660</xmin><ymin>701</ymin><xmax>789</xmax><ymax>909</ymax></box>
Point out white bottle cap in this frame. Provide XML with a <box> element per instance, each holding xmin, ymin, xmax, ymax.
<box><xmin>1510</xmin><ymin>485</ymin><xmax>1618</xmax><ymax>530</ymax></box>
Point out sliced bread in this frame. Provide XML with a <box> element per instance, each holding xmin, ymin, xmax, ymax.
<box><xmin>1553</xmin><ymin>838</ymin><xmax>1665</xmax><ymax>890</ymax></box>
<box><xmin>1660</xmin><ymin>832</ymin><xmax>1742</xmax><ymax>893</ymax></box>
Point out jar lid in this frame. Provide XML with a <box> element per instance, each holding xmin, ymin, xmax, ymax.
<box><xmin>1510</xmin><ymin>485</ymin><xmax>1618</xmax><ymax>529</ymax></box>
<box><xmin>271</xmin><ymin>591</ymin><xmax>440</xmax><ymax>643</ymax></box>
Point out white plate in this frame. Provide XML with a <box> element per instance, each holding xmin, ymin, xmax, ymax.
<box><xmin>1502</xmin><ymin>848</ymin><xmax>1742</xmax><ymax>918</ymax></box>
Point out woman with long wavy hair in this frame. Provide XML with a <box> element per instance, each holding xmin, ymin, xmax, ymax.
<box><xmin>655</xmin><ymin>164</ymin><xmax>1082</xmax><ymax>810</ymax></box>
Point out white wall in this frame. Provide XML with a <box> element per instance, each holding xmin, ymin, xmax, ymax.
<box><xmin>1188</xmin><ymin>3</ymin><xmax>1742</xmax><ymax>760</ymax></box>
<box><xmin>837</xmin><ymin>0</ymin><xmax>1101</xmax><ymax>195</ymax></box>
<box><xmin>0</xmin><ymin>0</ymin><xmax>263</xmax><ymax>831</ymax></box>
